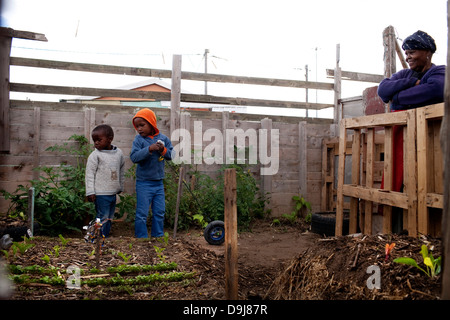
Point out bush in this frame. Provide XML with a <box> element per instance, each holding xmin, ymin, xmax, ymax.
<box><xmin>164</xmin><ymin>162</ymin><xmax>270</xmax><ymax>231</ymax></box>
<box><xmin>1</xmin><ymin>135</ymin><xmax>95</xmax><ymax>235</ymax></box>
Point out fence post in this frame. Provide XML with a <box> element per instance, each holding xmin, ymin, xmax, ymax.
<box><xmin>224</xmin><ymin>168</ymin><xmax>238</xmax><ymax>300</ymax></box>
<box><xmin>0</xmin><ymin>31</ymin><xmax>11</xmax><ymax>152</ymax></box>
<box><xmin>170</xmin><ymin>55</ymin><xmax>182</xmax><ymax>138</ymax></box>
<box><xmin>440</xmin><ymin>0</ymin><xmax>450</xmax><ymax>300</ymax></box>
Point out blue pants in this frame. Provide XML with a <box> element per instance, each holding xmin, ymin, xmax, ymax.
<box><xmin>135</xmin><ymin>180</ymin><xmax>166</xmax><ymax>238</ymax></box>
<box><xmin>95</xmin><ymin>195</ymin><xmax>116</xmax><ymax>237</ymax></box>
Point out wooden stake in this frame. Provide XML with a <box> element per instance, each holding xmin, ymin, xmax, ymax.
<box><xmin>173</xmin><ymin>166</ymin><xmax>184</xmax><ymax>238</ymax></box>
<box><xmin>224</xmin><ymin>168</ymin><xmax>238</xmax><ymax>300</ymax></box>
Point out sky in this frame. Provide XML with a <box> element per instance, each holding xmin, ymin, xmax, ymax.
<box><xmin>1</xmin><ymin>0</ymin><xmax>448</xmax><ymax>118</ymax></box>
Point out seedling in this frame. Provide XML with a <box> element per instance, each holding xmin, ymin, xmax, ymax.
<box><xmin>58</xmin><ymin>234</ymin><xmax>70</xmax><ymax>246</ymax></box>
<box><xmin>117</xmin><ymin>252</ymin><xmax>131</xmax><ymax>263</ymax></box>
<box><xmin>41</xmin><ymin>254</ymin><xmax>50</xmax><ymax>264</ymax></box>
<box><xmin>12</xmin><ymin>241</ymin><xmax>35</xmax><ymax>255</ymax></box>
<box><xmin>394</xmin><ymin>244</ymin><xmax>441</xmax><ymax>278</ymax></box>
<box><xmin>385</xmin><ymin>243</ymin><xmax>395</xmax><ymax>261</ymax></box>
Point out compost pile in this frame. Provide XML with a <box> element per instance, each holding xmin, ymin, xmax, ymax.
<box><xmin>266</xmin><ymin>233</ymin><xmax>442</xmax><ymax>300</ymax></box>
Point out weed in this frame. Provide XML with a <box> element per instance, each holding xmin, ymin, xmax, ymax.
<box><xmin>117</xmin><ymin>252</ymin><xmax>131</xmax><ymax>263</ymax></box>
<box><xmin>41</xmin><ymin>254</ymin><xmax>50</xmax><ymax>264</ymax></box>
<box><xmin>394</xmin><ymin>244</ymin><xmax>442</xmax><ymax>278</ymax></box>
<box><xmin>281</xmin><ymin>195</ymin><xmax>312</xmax><ymax>224</ymax></box>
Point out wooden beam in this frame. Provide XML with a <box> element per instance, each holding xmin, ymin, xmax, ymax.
<box><xmin>383</xmin><ymin>127</ymin><xmax>394</xmax><ymax>233</ymax></box>
<box><xmin>10</xmin><ymin>57</ymin><xmax>334</xmax><ymax>91</ymax></box>
<box><xmin>10</xmin><ymin>82</ymin><xmax>334</xmax><ymax>110</ymax></box>
<box><xmin>441</xmin><ymin>0</ymin><xmax>450</xmax><ymax>300</ymax></box>
<box><xmin>224</xmin><ymin>168</ymin><xmax>238</xmax><ymax>300</ymax></box>
<box><xmin>344</xmin><ymin>111</ymin><xmax>408</xmax><ymax>129</ymax></box>
<box><xmin>350</xmin><ymin>130</ymin><xmax>361</xmax><ymax>233</ymax></box>
<box><xmin>326</xmin><ymin>69</ymin><xmax>384</xmax><ymax>83</ymax></box>
<box><xmin>0</xmin><ymin>32</ymin><xmax>11</xmax><ymax>152</ymax></box>
<box><xmin>0</xmin><ymin>27</ymin><xmax>47</xmax><ymax>42</ymax></box>
<box><xmin>335</xmin><ymin>119</ymin><xmax>347</xmax><ymax>236</ymax></box>
<box><xmin>170</xmin><ymin>55</ymin><xmax>182</xmax><ymax>138</ymax></box>
<box><xmin>342</xmin><ymin>185</ymin><xmax>408</xmax><ymax>209</ymax></box>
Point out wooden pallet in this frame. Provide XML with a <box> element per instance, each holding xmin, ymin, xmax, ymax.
<box><xmin>335</xmin><ymin>103</ymin><xmax>443</xmax><ymax>237</ymax></box>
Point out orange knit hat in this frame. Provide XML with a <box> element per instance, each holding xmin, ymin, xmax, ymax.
<box><xmin>132</xmin><ymin>108</ymin><xmax>159</xmax><ymax>136</ymax></box>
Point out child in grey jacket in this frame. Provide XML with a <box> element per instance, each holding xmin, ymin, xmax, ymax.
<box><xmin>85</xmin><ymin>124</ymin><xmax>125</xmax><ymax>237</ymax></box>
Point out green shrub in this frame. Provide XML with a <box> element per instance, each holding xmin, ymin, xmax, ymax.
<box><xmin>1</xmin><ymin>135</ymin><xmax>95</xmax><ymax>235</ymax></box>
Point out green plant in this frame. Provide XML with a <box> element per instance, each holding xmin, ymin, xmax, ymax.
<box><xmin>12</xmin><ymin>241</ymin><xmax>35</xmax><ymax>255</ymax></box>
<box><xmin>394</xmin><ymin>244</ymin><xmax>442</xmax><ymax>278</ymax></box>
<box><xmin>117</xmin><ymin>251</ymin><xmax>131</xmax><ymax>263</ymax></box>
<box><xmin>0</xmin><ymin>135</ymin><xmax>95</xmax><ymax>235</ymax></box>
<box><xmin>58</xmin><ymin>234</ymin><xmax>70</xmax><ymax>246</ymax></box>
<box><xmin>282</xmin><ymin>195</ymin><xmax>312</xmax><ymax>224</ymax></box>
<box><xmin>41</xmin><ymin>254</ymin><xmax>50</xmax><ymax>264</ymax></box>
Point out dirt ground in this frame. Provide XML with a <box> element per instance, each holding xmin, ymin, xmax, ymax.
<box><xmin>1</xmin><ymin>218</ymin><xmax>443</xmax><ymax>300</ymax></box>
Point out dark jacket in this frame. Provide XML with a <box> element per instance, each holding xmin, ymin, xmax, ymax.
<box><xmin>377</xmin><ymin>64</ymin><xmax>445</xmax><ymax>111</ymax></box>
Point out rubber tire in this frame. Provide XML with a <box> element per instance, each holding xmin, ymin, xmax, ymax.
<box><xmin>204</xmin><ymin>220</ymin><xmax>225</xmax><ymax>245</ymax></box>
<box><xmin>0</xmin><ymin>222</ymin><xmax>40</xmax><ymax>241</ymax></box>
<box><xmin>311</xmin><ymin>211</ymin><xmax>349</xmax><ymax>237</ymax></box>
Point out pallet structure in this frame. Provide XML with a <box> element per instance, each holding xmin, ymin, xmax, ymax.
<box><xmin>335</xmin><ymin>103</ymin><xmax>444</xmax><ymax>237</ymax></box>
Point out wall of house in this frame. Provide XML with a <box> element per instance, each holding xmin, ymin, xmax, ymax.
<box><xmin>0</xmin><ymin>100</ymin><xmax>333</xmax><ymax>218</ymax></box>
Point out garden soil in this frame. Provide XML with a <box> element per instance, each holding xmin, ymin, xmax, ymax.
<box><xmin>1</xmin><ymin>218</ymin><xmax>442</xmax><ymax>300</ymax></box>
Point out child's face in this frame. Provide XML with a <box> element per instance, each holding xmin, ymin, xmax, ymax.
<box><xmin>133</xmin><ymin>117</ymin><xmax>155</xmax><ymax>137</ymax></box>
<box><xmin>92</xmin><ymin>131</ymin><xmax>112</xmax><ymax>151</ymax></box>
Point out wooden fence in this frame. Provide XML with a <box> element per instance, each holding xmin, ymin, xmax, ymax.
<box><xmin>0</xmin><ymin>27</ymin><xmax>345</xmax><ymax>217</ymax></box>
<box><xmin>335</xmin><ymin>103</ymin><xmax>444</xmax><ymax>237</ymax></box>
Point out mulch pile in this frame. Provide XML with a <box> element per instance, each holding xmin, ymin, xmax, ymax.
<box><xmin>265</xmin><ymin>233</ymin><xmax>442</xmax><ymax>300</ymax></box>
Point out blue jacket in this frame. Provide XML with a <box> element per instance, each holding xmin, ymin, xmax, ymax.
<box><xmin>377</xmin><ymin>64</ymin><xmax>445</xmax><ymax>111</ymax></box>
<box><xmin>130</xmin><ymin>133</ymin><xmax>173</xmax><ymax>181</ymax></box>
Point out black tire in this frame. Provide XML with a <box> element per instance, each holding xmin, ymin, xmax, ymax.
<box><xmin>311</xmin><ymin>211</ymin><xmax>349</xmax><ymax>237</ymax></box>
<box><xmin>204</xmin><ymin>220</ymin><xmax>225</xmax><ymax>245</ymax></box>
<box><xmin>0</xmin><ymin>222</ymin><xmax>40</xmax><ymax>241</ymax></box>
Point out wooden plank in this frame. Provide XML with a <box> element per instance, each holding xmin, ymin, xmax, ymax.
<box><xmin>349</xmin><ymin>130</ymin><xmax>361</xmax><ymax>233</ymax></box>
<box><xmin>0</xmin><ymin>33</ymin><xmax>12</xmax><ymax>152</ymax></box>
<box><xmin>342</xmin><ymin>185</ymin><xmax>408</xmax><ymax>209</ymax></box>
<box><xmin>417</xmin><ymin>107</ymin><xmax>428</xmax><ymax>234</ymax></box>
<box><xmin>426</xmin><ymin>193</ymin><xmax>444</xmax><ymax>209</ymax></box>
<box><xmin>405</xmin><ymin>109</ymin><xmax>417</xmax><ymax>236</ymax></box>
<box><xmin>326</xmin><ymin>69</ymin><xmax>384</xmax><ymax>83</ymax></box>
<box><xmin>10</xmin><ymin>57</ymin><xmax>334</xmax><ymax>91</ymax></box>
<box><xmin>364</xmin><ymin>128</ymin><xmax>375</xmax><ymax>234</ymax></box>
<box><xmin>0</xmin><ymin>27</ymin><xmax>47</xmax><ymax>41</ymax></box>
<box><xmin>32</xmin><ymin>107</ymin><xmax>40</xmax><ymax>180</ymax></box>
<box><xmin>170</xmin><ymin>55</ymin><xmax>182</xmax><ymax>137</ymax></box>
<box><xmin>335</xmin><ymin>119</ymin><xmax>347</xmax><ymax>236</ymax></box>
<box><xmin>10</xmin><ymin>82</ymin><xmax>334</xmax><ymax>110</ymax></box>
<box><xmin>224</xmin><ymin>168</ymin><xmax>238</xmax><ymax>300</ymax></box>
<box><xmin>441</xmin><ymin>1</ymin><xmax>450</xmax><ymax>299</ymax></box>
<box><xmin>383</xmin><ymin>127</ymin><xmax>393</xmax><ymax>233</ymax></box>
<box><xmin>345</xmin><ymin>111</ymin><xmax>408</xmax><ymax>129</ymax></box>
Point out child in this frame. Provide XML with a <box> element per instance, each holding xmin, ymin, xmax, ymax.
<box><xmin>130</xmin><ymin>108</ymin><xmax>173</xmax><ymax>238</ymax></box>
<box><xmin>85</xmin><ymin>124</ymin><xmax>125</xmax><ymax>237</ymax></box>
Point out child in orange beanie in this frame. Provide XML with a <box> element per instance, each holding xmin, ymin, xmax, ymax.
<box><xmin>130</xmin><ymin>108</ymin><xmax>174</xmax><ymax>238</ymax></box>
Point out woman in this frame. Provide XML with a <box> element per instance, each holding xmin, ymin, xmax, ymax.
<box><xmin>376</xmin><ymin>31</ymin><xmax>445</xmax><ymax>233</ymax></box>
<box><xmin>378</xmin><ymin>30</ymin><xmax>445</xmax><ymax>110</ymax></box>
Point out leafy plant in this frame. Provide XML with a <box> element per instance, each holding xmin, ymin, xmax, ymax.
<box><xmin>394</xmin><ymin>244</ymin><xmax>442</xmax><ymax>278</ymax></box>
<box><xmin>117</xmin><ymin>252</ymin><xmax>131</xmax><ymax>263</ymax></box>
<box><xmin>282</xmin><ymin>195</ymin><xmax>312</xmax><ymax>224</ymax></box>
<box><xmin>58</xmin><ymin>234</ymin><xmax>70</xmax><ymax>247</ymax></box>
<box><xmin>12</xmin><ymin>241</ymin><xmax>35</xmax><ymax>255</ymax></box>
<box><xmin>0</xmin><ymin>135</ymin><xmax>96</xmax><ymax>235</ymax></box>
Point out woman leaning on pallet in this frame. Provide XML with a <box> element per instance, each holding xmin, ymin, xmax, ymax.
<box><xmin>377</xmin><ymin>30</ymin><xmax>445</xmax><ymax>232</ymax></box>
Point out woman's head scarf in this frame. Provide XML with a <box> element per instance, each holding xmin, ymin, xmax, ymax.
<box><xmin>402</xmin><ymin>30</ymin><xmax>436</xmax><ymax>53</ymax></box>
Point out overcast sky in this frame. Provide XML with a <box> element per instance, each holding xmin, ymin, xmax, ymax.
<box><xmin>1</xmin><ymin>0</ymin><xmax>448</xmax><ymax>117</ymax></box>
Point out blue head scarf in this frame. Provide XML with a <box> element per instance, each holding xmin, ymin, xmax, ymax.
<box><xmin>402</xmin><ymin>30</ymin><xmax>436</xmax><ymax>53</ymax></box>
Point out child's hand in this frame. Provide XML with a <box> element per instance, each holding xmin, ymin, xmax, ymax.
<box><xmin>149</xmin><ymin>142</ymin><xmax>164</xmax><ymax>153</ymax></box>
<box><xmin>148</xmin><ymin>143</ymin><xmax>160</xmax><ymax>153</ymax></box>
<box><xmin>87</xmin><ymin>195</ymin><xmax>96</xmax><ymax>202</ymax></box>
